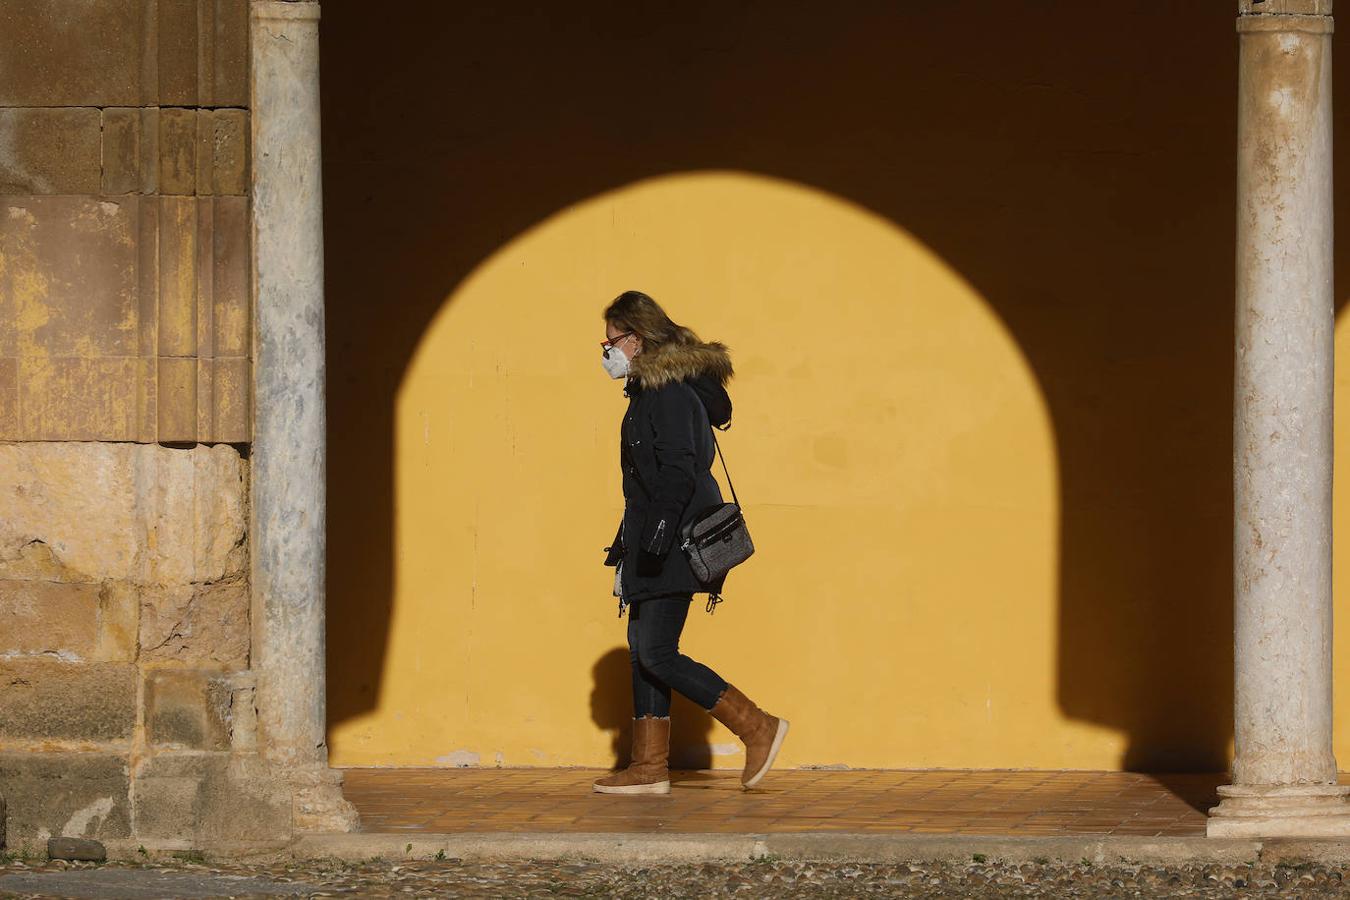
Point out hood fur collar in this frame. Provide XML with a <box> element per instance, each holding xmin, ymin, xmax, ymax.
<box><xmin>630</xmin><ymin>340</ymin><xmax>733</xmax><ymax>389</ymax></box>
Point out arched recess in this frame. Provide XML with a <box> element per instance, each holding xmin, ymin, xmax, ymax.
<box><xmin>329</xmin><ymin>171</ymin><xmax>1064</xmax><ymax>768</ymax></box>
<box><xmin>320</xmin><ymin>0</ymin><xmax>1318</xmax><ymax>774</ymax></box>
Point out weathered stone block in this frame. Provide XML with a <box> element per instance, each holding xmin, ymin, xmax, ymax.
<box><xmin>0</xmin><ymin>0</ymin><xmax>250</xmax><ymax>107</ymax></box>
<box><xmin>136</xmin><ymin>198</ymin><xmax>161</xmax><ymax>359</ymax></box>
<box><xmin>101</xmin><ymin>109</ymin><xmax>144</xmax><ymax>195</ymax></box>
<box><xmin>133</xmin><ymin>753</ymin><xmax>290</xmax><ymax>843</ymax></box>
<box><xmin>145</xmin><ymin>669</ymin><xmax>232</xmax><ymax>750</ymax></box>
<box><xmin>158</xmin><ymin>356</ymin><xmax>199</xmax><ymax>442</ymax></box>
<box><xmin>158</xmin><ymin>0</ymin><xmax>201</xmax><ymax>107</ymax></box>
<box><xmin>155</xmin><ymin>195</ymin><xmax>251</xmax><ymax>441</ymax></box>
<box><xmin>209</xmin><ymin>110</ymin><xmax>249</xmax><ymax>195</ymax></box>
<box><xmin>0</xmin><ymin>661</ymin><xmax>135</xmax><ymax>743</ymax></box>
<box><xmin>47</xmin><ymin>836</ymin><xmax>106</xmax><ymax>862</ymax></box>
<box><xmin>139</xmin><ymin>442</ymin><xmax>249</xmax><ymax>585</ymax></box>
<box><xmin>159</xmin><ymin>108</ymin><xmax>200</xmax><ymax>196</ymax></box>
<box><xmin>18</xmin><ymin>357</ymin><xmax>149</xmax><ymax>441</ymax></box>
<box><xmin>95</xmin><ymin>581</ymin><xmax>140</xmax><ymax>663</ymax></box>
<box><xmin>162</xmin><ymin>441</ymin><xmax>248</xmax><ymax>579</ymax></box>
<box><xmin>0</xmin><ymin>197</ymin><xmax>140</xmax><ymax>357</ymax></box>
<box><xmin>0</xmin><ymin>753</ymin><xmax>130</xmax><ymax>842</ymax></box>
<box><xmin>0</xmin><ymin>444</ymin><xmax>141</xmax><ymax>582</ymax></box>
<box><xmin>226</xmin><ymin>681</ymin><xmax>259</xmax><ymax>752</ymax></box>
<box><xmin>0</xmin><ymin>109</ymin><xmax>102</xmax><ymax>194</ymax></box>
<box><xmin>0</xmin><ymin>192</ymin><xmax>250</xmax><ymax>442</ymax></box>
<box><xmin>198</xmin><ymin>755</ymin><xmax>290</xmax><ymax>843</ymax></box>
<box><xmin>95</xmin><ymin>109</ymin><xmax>251</xmax><ymax>197</ymax></box>
<box><xmin>205</xmin><ymin>0</ymin><xmax>250</xmax><ymax>107</ymax></box>
<box><xmin>0</xmin><ymin>442</ymin><xmax>248</xmax><ymax>586</ymax></box>
<box><xmin>158</xmin><ymin>196</ymin><xmax>198</xmax><ymax>357</ymax></box>
<box><xmin>0</xmin><ymin>580</ymin><xmax>101</xmax><ymax>660</ymax></box>
<box><xmin>0</xmin><ymin>1</ymin><xmax>144</xmax><ymax>106</ymax></box>
<box><xmin>130</xmin><ymin>769</ymin><xmax>198</xmax><ymax>842</ymax></box>
<box><xmin>0</xmin><ymin>539</ymin><xmax>80</xmax><ymax>584</ymax></box>
<box><xmin>140</xmin><ymin>580</ymin><xmax>250</xmax><ymax>669</ymax></box>
<box><xmin>0</xmin><ymin>357</ymin><xmax>16</xmax><ymax>440</ymax></box>
<box><xmin>210</xmin><ymin>198</ymin><xmax>250</xmax><ymax>356</ymax></box>
<box><xmin>0</xmin><ymin>196</ymin><xmax>150</xmax><ymax>442</ymax></box>
<box><xmin>199</xmin><ymin>356</ymin><xmax>251</xmax><ymax>443</ymax></box>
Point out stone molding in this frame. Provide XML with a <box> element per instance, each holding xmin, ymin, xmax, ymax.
<box><xmin>252</xmin><ymin>1</ymin><xmax>321</xmax><ymax>23</ymax></box>
<box><xmin>1210</xmin><ymin>784</ymin><xmax>1350</xmax><ymax>838</ymax></box>
<box><xmin>1236</xmin><ymin>15</ymin><xmax>1335</xmax><ymax>32</ymax></box>
<box><xmin>1239</xmin><ymin>0</ymin><xmax>1333</xmax><ymax>16</ymax></box>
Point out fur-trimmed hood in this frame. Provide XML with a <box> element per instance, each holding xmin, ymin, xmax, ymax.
<box><xmin>628</xmin><ymin>340</ymin><xmax>734</xmax><ymax>428</ymax></box>
<box><xmin>629</xmin><ymin>340</ymin><xmax>733</xmax><ymax>389</ymax></box>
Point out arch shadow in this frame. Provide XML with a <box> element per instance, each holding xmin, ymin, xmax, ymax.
<box><xmin>321</xmin><ymin>0</ymin><xmax>1350</xmax><ymax>771</ymax></box>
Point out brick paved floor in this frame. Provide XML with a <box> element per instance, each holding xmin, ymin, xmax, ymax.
<box><xmin>342</xmin><ymin>769</ymin><xmax>1222</xmax><ymax>837</ymax></box>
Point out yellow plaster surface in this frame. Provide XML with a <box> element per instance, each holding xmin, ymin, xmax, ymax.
<box><xmin>326</xmin><ymin>172</ymin><xmax>1124</xmax><ymax>769</ymax></box>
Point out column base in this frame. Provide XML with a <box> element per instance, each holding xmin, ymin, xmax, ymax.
<box><xmin>287</xmin><ymin>765</ymin><xmax>360</xmax><ymax>833</ymax></box>
<box><xmin>1208</xmin><ymin>783</ymin><xmax>1350</xmax><ymax>838</ymax></box>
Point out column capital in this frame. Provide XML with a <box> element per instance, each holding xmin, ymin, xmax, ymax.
<box><xmin>251</xmin><ymin>1</ymin><xmax>321</xmax><ymax>24</ymax></box>
<box><xmin>1239</xmin><ymin>0</ymin><xmax>1332</xmax><ymax>15</ymax></box>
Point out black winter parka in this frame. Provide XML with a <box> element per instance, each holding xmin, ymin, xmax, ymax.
<box><xmin>603</xmin><ymin>341</ymin><xmax>734</xmax><ymax>603</ymax></box>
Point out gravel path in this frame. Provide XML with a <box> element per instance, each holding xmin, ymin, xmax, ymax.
<box><xmin>1</xmin><ymin>856</ymin><xmax>1348</xmax><ymax>897</ymax></box>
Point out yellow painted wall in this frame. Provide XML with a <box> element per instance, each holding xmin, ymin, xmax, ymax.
<box><xmin>329</xmin><ymin>171</ymin><xmax>1118</xmax><ymax>769</ymax></box>
<box><xmin>324</xmin><ymin>169</ymin><xmax>1350</xmax><ymax>773</ymax></box>
<box><xmin>1331</xmin><ymin>316</ymin><xmax>1350</xmax><ymax>770</ymax></box>
<box><xmin>320</xmin><ymin>1</ymin><xmax>1350</xmax><ymax>775</ymax></box>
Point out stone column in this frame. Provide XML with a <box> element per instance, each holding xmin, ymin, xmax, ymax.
<box><xmin>250</xmin><ymin>0</ymin><xmax>357</xmax><ymax>832</ymax></box>
<box><xmin>1209</xmin><ymin>0</ymin><xmax>1348</xmax><ymax>838</ymax></box>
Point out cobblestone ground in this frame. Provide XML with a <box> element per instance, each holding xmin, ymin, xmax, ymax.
<box><xmin>2</xmin><ymin>857</ymin><xmax>1350</xmax><ymax>898</ymax></box>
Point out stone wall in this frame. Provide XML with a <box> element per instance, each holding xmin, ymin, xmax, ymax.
<box><xmin>0</xmin><ymin>0</ymin><xmax>251</xmax><ymax>443</ymax></box>
<box><xmin>0</xmin><ymin>1</ymin><xmax>281</xmax><ymax>849</ymax></box>
<box><xmin>0</xmin><ymin>444</ymin><xmax>288</xmax><ymax>847</ymax></box>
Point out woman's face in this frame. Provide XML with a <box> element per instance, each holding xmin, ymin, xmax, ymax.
<box><xmin>604</xmin><ymin>320</ymin><xmax>643</xmax><ymax>359</ymax></box>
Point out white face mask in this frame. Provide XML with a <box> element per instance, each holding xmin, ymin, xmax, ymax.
<box><xmin>602</xmin><ymin>344</ymin><xmax>632</xmax><ymax>380</ymax></box>
<box><xmin>604</xmin><ymin>337</ymin><xmax>639</xmax><ymax>380</ymax></box>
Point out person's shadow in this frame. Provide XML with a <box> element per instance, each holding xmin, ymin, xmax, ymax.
<box><xmin>590</xmin><ymin>647</ymin><xmax>718</xmax><ymax>777</ymax></box>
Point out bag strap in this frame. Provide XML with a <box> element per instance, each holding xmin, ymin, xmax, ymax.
<box><xmin>711</xmin><ymin>425</ymin><xmax>740</xmax><ymax>508</ymax></box>
<box><xmin>708</xmin><ymin>422</ymin><xmax>736</xmax><ymax>616</ymax></box>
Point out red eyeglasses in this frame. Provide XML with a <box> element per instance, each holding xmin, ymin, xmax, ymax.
<box><xmin>600</xmin><ymin>332</ymin><xmax>635</xmax><ymax>353</ymax></box>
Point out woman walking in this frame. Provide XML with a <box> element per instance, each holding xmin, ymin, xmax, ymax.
<box><xmin>594</xmin><ymin>290</ymin><xmax>789</xmax><ymax>795</ymax></box>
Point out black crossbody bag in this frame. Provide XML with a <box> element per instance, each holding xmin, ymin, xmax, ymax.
<box><xmin>679</xmin><ymin>427</ymin><xmax>754</xmax><ymax>613</ymax></box>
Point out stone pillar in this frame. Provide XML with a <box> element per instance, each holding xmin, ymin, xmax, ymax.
<box><xmin>250</xmin><ymin>0</ymin><xmax>357</xmax><ymax>832</ymax></box>
<box><xmin>1209</xmin><ymin>0</ymin><xmax>1348</xmax><ymax>838</ymax></box>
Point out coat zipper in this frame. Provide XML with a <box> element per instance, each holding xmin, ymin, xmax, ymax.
<box><xmin>647</xmin><ymin>519</ymin><xmax>666</xmax><ymax>553</ymax></box>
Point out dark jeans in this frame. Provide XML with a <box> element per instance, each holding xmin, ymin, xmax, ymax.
<box><xmin>627</xmin><ymin>594</ymin><xmax>729</xmax><ymax>717</ymax></box>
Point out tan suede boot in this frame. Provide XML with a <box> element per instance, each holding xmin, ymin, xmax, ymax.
<box><xmin>709</xmin><ymin>685</ymin><xmax>789</xmax><ymax>789</ymax></box>
<box><xmin>592</xmin><ymin>716</ymin><xmax>672</xmax><ymax>794</ymax></box>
